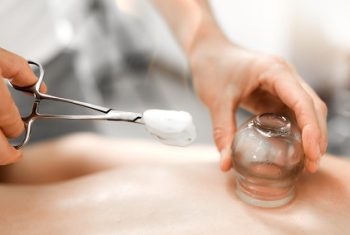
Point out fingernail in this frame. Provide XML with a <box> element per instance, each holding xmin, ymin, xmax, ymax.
<box><xmin>220</xmin><ymin>148</ymin><xmax>233</xmax><ymax>171</ymax></box>
<box><xmin>305</xmin><ymin>158</ymin><xmax>317</xmax><ymax>173</ymax></box>
<box><xmin>220</xmin><ymin>148</ymin><xmax>228</xmax><ymax>160</ymax></box>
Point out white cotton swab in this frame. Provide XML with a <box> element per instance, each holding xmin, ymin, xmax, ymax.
<box><xmin>142</xmin><ymin>109</ymin><xmax>196</xmax><ymax>147</ymax></box>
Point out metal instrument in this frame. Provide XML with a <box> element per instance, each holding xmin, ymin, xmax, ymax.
<box><xmin>9</xmin><ymin>61</ymin><xmax>195</xmax><ymax>148</ymax></box>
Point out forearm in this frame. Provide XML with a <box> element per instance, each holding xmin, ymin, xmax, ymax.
<box><xmin>152</xmin><ymin>0</ymin><xmax>230</xmax><ymax>56</ymax></box>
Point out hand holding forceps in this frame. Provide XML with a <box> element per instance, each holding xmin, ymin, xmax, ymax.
<box><xmin>9</xmin><ymin>61</ymin><xmax>196</xmax><ymax>149</ymax></box>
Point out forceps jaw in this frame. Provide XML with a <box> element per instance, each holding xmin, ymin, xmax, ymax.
<box><xmin>106</xmin><ymin>110</ymin><xmax>143</xmax><ymax>123</ymax></box>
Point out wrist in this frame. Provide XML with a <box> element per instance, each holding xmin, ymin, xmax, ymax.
<box><xmin>186</xmin><ymin>16</ymin><xmax>227</xmax><ymax>56</ymax></box>
<box><xmin>185</xmin><ymin>16</ymin><xmax>246</xmax><ymax>65</ymax></box>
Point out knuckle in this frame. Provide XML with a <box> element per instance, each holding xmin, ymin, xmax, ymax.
<box><xmin>19</xmin><ymin>60</ymin><xmax>30</xmax><ymax>75</ymax></box>
<box><xmin>300</xmin><ymin>92</ymin><xmax>314</xmax><ymax>106</ymax></box>
<box><xmin>314</xmin><ymin>127</ymin><xmax>322</xmax><ymax>142</ymax></box>
<box><xmin>267</xmin><ymin>55</ymin><xmax>286</xmax><ymax>64</ymax></box>
<box><xmin>15</xmin><ymin>56</ymin><xmax>28</xmax><ymax>69</ymax></box>
<box><xmin>293</xmin><ymin>95</ymin><xmax>312</xmax><ymax>113</ymax></box>
<box><xmin>10</xmin><ymin>60</ymin><xmax>23</xmax><ymax>76</ymax></box>
<box><xmin>262</xmin><ymin>55</ymin><xmax>290</xmax><ymax>70</ymax></box>
<box><xmin>7</xmin><ymin>56</ymin><xmax>27</xmax><ymax>80</ymax></box>
<box><xmin>305</xmin><ymin>95</ymin><xmax>314</xmax><ymax>106</ymax></box>
<box><xmin>318</xmin><ymin>100</ymin><xmax>328</xmax><ymax>116</ymax></box>
<box><xmin>257</xmin><ymin>56</ymin><xmax>292</xmax><ymax>83</ymax></box>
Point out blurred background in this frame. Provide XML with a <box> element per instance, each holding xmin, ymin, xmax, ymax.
<box><xmin>1</xmin><ymin>0</ymin><xmax>350</xmax><ymax>156</ymax></box>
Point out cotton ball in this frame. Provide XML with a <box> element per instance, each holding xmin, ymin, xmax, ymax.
<box><xmin>142</xmin><ymin>109</ymin><xmax>196</xmax><ymax>146</ymax></box>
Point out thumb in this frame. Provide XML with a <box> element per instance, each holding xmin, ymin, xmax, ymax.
<box><xmin>210</xmin><ymin>99</ymin><xmax>237</xmax><ymax>172</ymax></box>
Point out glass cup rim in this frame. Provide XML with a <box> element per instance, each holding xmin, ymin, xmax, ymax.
<box><xmin>253</xmin><ymin>113</ymin><xmax>291</xmax><ymax>136</ymax></box>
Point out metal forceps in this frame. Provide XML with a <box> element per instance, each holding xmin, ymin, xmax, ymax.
<box><xmin>10</xmin><ymin>61</ymin><xmax>143</xmax><ymax>149</ymax></box>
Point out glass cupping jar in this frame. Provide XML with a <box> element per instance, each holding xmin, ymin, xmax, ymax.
<box><xmin>231</xmin><ymin>113</ymin><xmax>304</xmax><ymax>208</ymax></box>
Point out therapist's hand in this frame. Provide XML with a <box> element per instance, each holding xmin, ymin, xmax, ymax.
<box><xmin>150</xmin><ymin>0</ymin><xmax>326</xmax><ymax>173</ymax></box>
<box><xmin>0</xmin><ymin>48</ymin><xmax>46</xmax><ymax>165</ymax></box>
<box><xmin>189</xmin><ymin>38</ymin><xmax>327</xmax><ymax>173</ymax></box>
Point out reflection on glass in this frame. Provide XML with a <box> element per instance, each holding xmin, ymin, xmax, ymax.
<box><xmin>232</xmin><ymin>113</ymin><xmax>304</xmax><ymax>208</ymax></box>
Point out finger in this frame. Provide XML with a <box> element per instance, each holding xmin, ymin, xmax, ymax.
<box><xmin>289</xmin><ymin>69</ymin><xmax>327</xmax><ymax>155</ymax></box>
<box><xmin>0</xmin><ymin>80</ymin><xmax>24</xmax><ymax>138</ymax></box>
<box><xmin>0</xmin><ymin>48</ymin><xmax>47</xmax><ymax>92</ymax></box>
<box><xmin>259</xmin><ymin>71</ymin><xmax>322</xmax><ymax>166</ymax></box>
<box><xmin>305</xmin><ymin>158</ymin><xmax>319</xmax><ymax>173</ymax></box>
<box><xmin>210</xmin><ymin>97</ymin><xmax>237</xmax><ymax>172</ymax></box>
<box><xmin>0</xmin><ymin>130</ymin><xmax>22</xmax><ymax>165</ymax></box>
<box><xmin>299</xmin><ymin>82</ymin><xmax>327</xmax><ymax>172</ymax></box>
<box><xmin>300</xmin><ymin>81</ymin><xmax>328</xmax><ymax>154</ymax></box>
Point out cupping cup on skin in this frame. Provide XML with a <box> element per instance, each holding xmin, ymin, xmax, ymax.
<box><xmin>142</xmin><ymin>109</ymin><xmax>196</xmax><ymax>147</ymax></box>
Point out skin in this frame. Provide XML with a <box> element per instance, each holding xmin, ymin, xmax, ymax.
<box><xmin>0</xmin><ymin>134</ymin><xmax>349</xmax><ymax>235</ymax></box>
<box><xmin>152</xmin><ymin>0</ymin><xmax>328</xmax><ymax>172</ymax></box>
<box><xmin>0</xmin><ymin>4</ymin><xmax>336</xmax><ymax>234</ymax></box>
